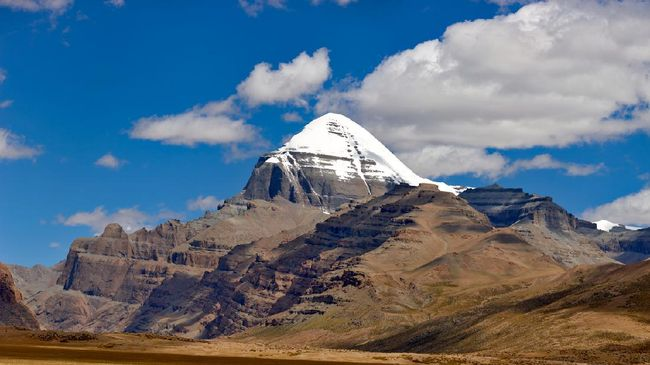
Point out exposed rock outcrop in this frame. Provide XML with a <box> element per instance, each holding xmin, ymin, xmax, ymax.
<box><xmin>42</xmin><ymin>198</ymin><xmax>327</xmax><ymax>333</ymax></box>
<box><xmin>460</xmin><ymin>184</ymin><xmax>614</xmax><ymax>266</ymax></box>
<box><xmin>0</xmin><ymin>263</ymin><xmax>39</xmax><ymax>329</ymax></box>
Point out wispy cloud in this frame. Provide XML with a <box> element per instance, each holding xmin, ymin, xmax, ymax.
<box><xmin>238</xmin><ymin>0</ymin><xmax>285</xmax><ymax>17</ymax></box>
<box><xmin>129</xmin><ymin>98</ymin><xmax>258</xmax><ymax>147</ymax></box>
<box><xmin>281</xmin><ymin>112</ymin><xmax>303</xmax><ymax>123</ymax></box>
<box><xmin>58</xmin><ymin>206</ymin><xmax>182</xmax><ymax>234</ymax></box>
<box><xmin>399</xmin><ymin>146</ymin><xmax>602</xmax><ymax>179</ymax></box>
<box><xmin>0</xmin><ymin>128</ymin><xmax>41</xmax><ymax>160</ymax></box>
<box><xmin>0</xmin><ymin>0</ymin><xmax>73</xmax><ymax>13</ymax></box>
<box><xmin>0</xmin><ymin>100</ymin><xmax>13</xmax><ymax>109</ymax></box>
<box><xmin>187</xmin><ymin>195</ymin><xmax>223</xmax><ymax>211</ymax></box>
<box><xmin>95</xmin><ymin>153</ymin><xmax>125</xmax><ymax>169</ymax></box>
<box><xmin>105</xmin><ymin>0</ymin><xmax>124</xmax><ymax>8</ymax></box>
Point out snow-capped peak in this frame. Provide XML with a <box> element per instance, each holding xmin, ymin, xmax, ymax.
<box><xmin>265</xmin><ymin>113</ymin><xmax>464</xmax><ymax>195</ymax></box>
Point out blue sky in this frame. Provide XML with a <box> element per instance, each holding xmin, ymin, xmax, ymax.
<box><xmin>1</xmin><ymin>0</ymin><xmax>649</xmax><ymax>266</ymax></box>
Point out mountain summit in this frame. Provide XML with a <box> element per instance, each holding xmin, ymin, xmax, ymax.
<box><xmin>243</xmin><ymin>113</ymin><xmax>462</xmax><ymax>210</ymax></box>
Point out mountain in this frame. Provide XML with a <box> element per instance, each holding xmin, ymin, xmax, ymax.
<box><xmin>35</xmin><ymin>198</ymin><xmax>327</xmax><ymax>333</ymax></box>
<box><xmin>125</xmin><ymin>183</ymin><xmax>567</xmax><ymax>340</ymax></box>
<box><xmin>12</xmin><ymin>112</ymin><xmax>649</xmax><ymax>356</ymax></box>
<box><xmin>0</xmin><ymin>263</ymin><xmax>39</xmax><ymax>329</ymax></box>
<box><xmin>459</xmin><ymin>184</ymin><xmax>614</xmax><ymax>266</ymax></box>
<box><xmin>243</xmin><ymin>113</ymin><xmax>463</xmax><ymax>210</ymax></box>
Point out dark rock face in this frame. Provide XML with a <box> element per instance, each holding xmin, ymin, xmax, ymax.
<box><xmin>459</xmin><ymin>184</ymin><xmax>583</xmax><ymax>231</ymax></box>
<box><xmin>0</xmin><ymin>263</ymin><xmax>39</xmax><ymax>329</ymax></box>
<box><xmin>460</xmin><ymin>184</ymin><xmax>613</xmax><ymax>266</ymax></box>
<box><xmin>242</xmin><ymin>153</ymin><xmax>390</xmax><ymax>211</ymax></box>
<box><xmin>587</xmin><ymin>227</ymin><xmax>650</xmax><ymax>263</ymax></box>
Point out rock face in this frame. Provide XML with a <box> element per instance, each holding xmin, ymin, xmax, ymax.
<box><xmin>242</xmin><ymin>113</ymin><xmax>462</xmax><ymax>211</ymax></box>
<box><xmin>460</xmin><ymin>184</ymin><xmax>613</xmax><ymax>266</ymax></box>
<box><xmin>41</xmin><ymin>198</ymin><xmax>327</xmax><ymax>332</ymax></box>
<box><xmin>0</xmin><ymin>263</ymin><xmax>39</xmax><ymax>329</ymax></box>
<box><xmin>459</xmin><ymin>184</ymin><xmax>590</xmax><ymax>230</ymax></box>
<box><xmin>126</xmin><ymin>184</ymin><xmax>567</xmax><ymax>341</ymax></box>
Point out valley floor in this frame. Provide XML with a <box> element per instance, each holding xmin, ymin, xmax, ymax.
<box><xmin>1</xmin><ymin>327</ymin><xmax>650</xmax><ymax>365</ymax></box>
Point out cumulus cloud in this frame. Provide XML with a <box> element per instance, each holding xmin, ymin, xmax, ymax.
<box><xmin>187</xmin><ymin>195</ymin><xmax>223</xmax><ymax>211</ymax></box>
<box><xmin>281</xmin><ymin>112</ymin><xmax>303</xmax><ymax>122</ymax></box>
<box><xmin>105</xmin><ymin>0</ymin><xmax>124</xmax><ymax>7</ymax></box>
<box><xmin>583</xmin><ymin>188</ymin><xmax>650</xmax><ymax>227</ymax></box>
<box><xmin>398</xmin><ymin>146</ymin><xmax>508</xmax><ymax>179</ymax></box>
<box><xmin>399</xmin><ymin>145</ymin><xmax>602</xmax><ymax>179</ymax></box>
<box><xmin>58</xmin><ymin>206</ymin><xmax>181</xmax><ymax>234</ymax></box>
<box><xmin>0</xmin><ymin>128</ymin><xmax>41</xmax><ymax>160</ymax></box>
<box><xmin>317</xmin><ymin>0</ymin><xmax>650</xmax><ymax>174</ymax></box>
<box><xmin>129</xmin><ymin>98</ymin><xmax>258</xmax><ymax>147</ymax></box>
<box><xmin>95</xmin><ymin>153</ymin><xmax>124</xmax><ymax>169</ymax></box>
<box><xmin>239</xmin><ymin>0</ymin><xmax>285</xmax><ymax>17</ymax></box>
<box><xmin>0</xmin><ymin>0</ymin><xmax>73</xmax><ymax>13</ymax></box>
<box><xmin>237</xmin><ymin>48</ymin><xmax>331</xmax><ymax>106</ymax></box>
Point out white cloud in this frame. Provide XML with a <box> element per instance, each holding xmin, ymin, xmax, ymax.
<box><xmin>0</xmin><ymin>0</ymin><xmax>73</xmax><ymax>13</ymax></box>
<box><xmin>129</xmin><ymin>98</ymin><xmax>258</xmax><ymax>147</ymax></box>
<box><xmin>105</xmin><ymin>0</ymin><xmax>124</xmax><ymax>7</ymax></box>
<box><xmin>398</xmin><ymin>145</ymin><xmax>508</xmax><ymax>179</ymax></box>
<box><xmin>239</xmin><ymin>0</ymin><xmax>285</xmax><ymax>17</ymax></box>
<box><xmin>281</xmin><ymin>112</ymin><xmax>303</xmax><ymax>122</ymax></box>
<box><xmin>0</xmin><ymin>128</ymin><xmax>41</xmax><ymax>160</ymax></box>
<box><xmin>0</xmin><ymin>100</ymin><xmax>13</xmax><ymax>109</ymax></box>
<box><xmin>0</xmin><ymin>69</ymin><xmax>6</xmax><ymax>84</ymax></box>
<box><xmin>187</xmin><ymin>195</ymin><xmax>223</xmax><ymax>211</ymax></box>
<box><xmin>237</xmin><ymin>48</ymin><xmax>331</xmax><ymax>106</ymax></box>
<box><xmin>95</xmin><ymin>153</ymin><xmax>124</xmax><ymax>169</ymax></box>
<box><xmin>504</xmin><ymin>154</ymin><xmax>603</xmax><ymax>177</ymax></box>
<box><xmin>583</xmin><ymin>188</ymin><xmax>650</xmax><ymax>227</ymax></box>
<box><xmin>48</xmin><ymin>242</ymin><xmax>61</xmax><ymax>249</ymax></box>
<box><xmin>317</xmin><ymin>0</ymin><xmax>650</xmax><ymax>173</ymax></box>
<box><xmin>398</xmin><ymin>146</ymin><xmax>602</xmax><ymax>179</ymax></box>
<box><xmin>58</xmin><ymin>206</ymin><xmax>182</xmax><ymax>234</ymax></box>
<box><xmin>59</xmin><ymin>206</ymin><xmax>149</xmax><ymax>234</ymax></box>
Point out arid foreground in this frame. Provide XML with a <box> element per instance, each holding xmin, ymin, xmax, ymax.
<box><xmin>2</xmin><ymin>327</ymin><xmax>650</xmax><ymax>365</ymax></box>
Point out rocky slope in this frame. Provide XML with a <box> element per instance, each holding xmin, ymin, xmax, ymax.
<box><xmin>0</xmin><ymin>263</ymin><xmax>39</xmax><ymax>329</ymax></box>
<box><xmin>13</xmin><ymin>198</ymin><xmax>325</xmax><ymax>333</ymax></box>
<box><xmin>242</xmin><ymin>113</ymin><xmax>463</xmax><ymax>211</ymax></box>
<box><xmin>126</xmin><ymin>183</ymin><xmax>567</xmax><ymax>341</ymax></box>
<box><xmin>359</xmin><ymin>259</ymin><xmax>650</xmax><ymax>357</ymax></box>
<box><xmin>460</xmin><ymin>184</ymin><xmax>615</xmax><ymax>266</ymax></box>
